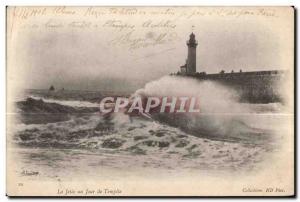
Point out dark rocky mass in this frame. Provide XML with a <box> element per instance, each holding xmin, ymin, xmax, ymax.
<box><xmin>16</xmin><ymin>97</ymin><xmax>99</xmax><ymax>124</ymax></box>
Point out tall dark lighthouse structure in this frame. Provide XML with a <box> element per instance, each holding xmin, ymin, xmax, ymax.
<box><xmin>186</xmin><ymin>32</ymin><xmax>198</xmax><ymax>74</ymax></box>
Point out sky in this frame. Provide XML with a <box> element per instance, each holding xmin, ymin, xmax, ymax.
<box><xmin>7</xmin><ymin>7</ymin><xmax>294</xmax><ymax>92</ymax></box>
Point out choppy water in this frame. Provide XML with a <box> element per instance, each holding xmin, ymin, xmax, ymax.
<box><xmin>8</xmin><ymin>85</ymin><xmax>290</xmax><ymax>181</ymax></box>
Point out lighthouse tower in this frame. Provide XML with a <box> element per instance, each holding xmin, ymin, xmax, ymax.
<box><xmin>186</xmin><ymin>33</ymin><xmax>198</xmax><ymax>74</ymax></box>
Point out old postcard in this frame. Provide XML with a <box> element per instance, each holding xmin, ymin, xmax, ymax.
<box><xmin>6</xmin><ymin>6</ymin><xmax>294</xmax><ymax>196</ymax></box>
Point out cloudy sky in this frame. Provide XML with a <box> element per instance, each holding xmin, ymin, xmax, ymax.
<box><xmin>7</xmin><ymin>7</ymin><xmax>293</xmax><ymax>92</ymax></box>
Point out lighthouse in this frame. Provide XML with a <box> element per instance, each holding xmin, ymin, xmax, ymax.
<box><xmin>186</xmin><ymin>32</ymin><xmax>198</xmax><ymax>74</ymax></box>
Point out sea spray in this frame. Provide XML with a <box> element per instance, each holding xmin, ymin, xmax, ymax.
<box><xmin>133</xmin><ymin>75</ymin><xmax>245</xmax><ymax>114</ymax></box>
<box><xmin>131</xmin><ymin>76</ymin><xmax>270</xmax><ymax>144</ymax></box>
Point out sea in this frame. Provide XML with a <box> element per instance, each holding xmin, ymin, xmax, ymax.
<box><xmin>7</xmin><ymin>76</ymin><xmax>293</xmax><ymax>181</ymax></box>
